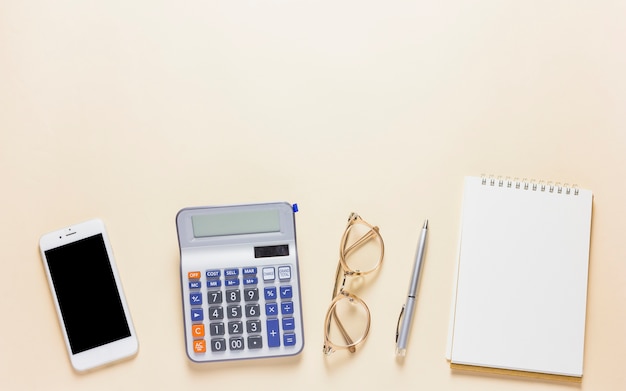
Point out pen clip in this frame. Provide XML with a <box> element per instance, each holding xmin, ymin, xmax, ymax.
<box><xmin>395</xmin><ymin>305</ymin><xmax>405</xmax><ymax>343</ymax></box>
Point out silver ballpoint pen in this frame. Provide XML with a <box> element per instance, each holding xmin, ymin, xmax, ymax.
<box><xmin>395</xmin><ymin>219</ymin><xmax>428</xmax><ymax>357</ymax></box>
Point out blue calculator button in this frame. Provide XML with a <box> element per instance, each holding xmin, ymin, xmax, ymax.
<box><xmin>190</xmin><ymin>293</ymin><xmax>202</xmax><ymax>306</ymax></box>
<box><xmin>281</xmin><ymin>301</ymin><xmax>294</xmax><ymax>315</ymax></box>
<box><xmin>265</xmin><ymin>303</ymin><xmax>279</xmax><ymax>316</ymax></box>
<box><xmin>267</xmin><ymin>319</ymin><xmax>280</xmax><ymax>347</ymax></box>
<box><xmin>206</xmin><ymin>270</ymin><xmax>221</xmax><ymax>279</ymax></box>
<box><xmin>282</xmin><ymin>317</ymin><xmax>295</xmax><ymax>330</ymax></box>
<box><xmin>225</xmin><ymin>279</ymin><xmax>240</xmax><ymax>287</ymax></box>
<box><xmin>283</xmin><ymin>333</ymin><xmax>296</xmax><ymax>346</ymax></box>
<box><xmin>224</xmin><ymin>268</ymin><xmax>239</xmax><ymax>277</ymax></box>
<box><xmin>279</xmin><ymin>286</ymin><xmax>293</xmax><ymax>299</ymax></box>
<box><xmin>264</xmin><ymin>287</ymin><xmax>277</xmax><ymax>300</ymax></box>
<box><xmin>207</xmin><ymin>279</ymin><xmax>221</xmax><ymax>288</ymax></box>
<box><xmin>189</xmin><ymin>281</ymin><xmax>201</xmax><ymax>290</ymax></box>
<box><xmin>191</xmin><ymin>308</ymin><xmax>204</xmax><ymax>322</ymax></box>
<box><xmin>243</xmin><ymin>277</ymin><xmax>258</xmax><ymax>285</ymax></box>
<box><xmin>243</xmin><ymin>267</ymin><xmax>257</xmax><ymax>275</ymax></box>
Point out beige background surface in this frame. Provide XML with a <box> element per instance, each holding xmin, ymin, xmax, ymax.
<box><xmin>1</xmin><ymin>1</ymin><xmax>625</xmax><ymax>390</ymax></box>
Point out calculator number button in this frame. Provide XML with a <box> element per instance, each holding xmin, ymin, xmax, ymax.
<box><xmin>227</xmin><ymin>305</ymin><xmax>242</xmax><ymax>319</ymax></box>
<box><xmin>210</xmin><ymin>322</ymin><xmax>225</xmax><ymax>336</ymax></box>
<box><xmin>229</xmin><ymin>337</ymin><xmax>244</xmax><ymax>351</ymax></box>
<box><xmin>244</xmin><ymin>288</ymin><xmax>259</xmax><ymax>301</ymax></box>
<box><xmin>211</xmin><ymin>338</ymin><xmax>227</xmax><ymax>352</ymax></box>
<box><xmin>247</xmin><ymin>319</ymin><xmax>262</xmax><ymax>333</ymax></box>
<box><xmin>226</xmin><ymin>289</ymin><xmax>241</xmax><ymax>303</ymax></box>
<box><xmin>228</xmin><ymin>321</ymin><xmax>243</xmax><ymax>334</ymax></box>
<box><xmin>245</xmin><ymin>304</ymin><xmax>260</xmax><ymax>317</ymax></box>
<box><xmin>207</xmin><ymin>290</ymin><xmax>223</xmax><ymax>304</ymax></box>
<box><xmin>208</xmin><ymin>306</ymin><xmax>224</xmax><ymax>320</ymax></box>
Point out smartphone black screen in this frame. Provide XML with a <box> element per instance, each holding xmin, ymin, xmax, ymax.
<box><xmin>45</xmin><ymin>234</ymin><xmax>131</xmax><ymax>354</ymax></box>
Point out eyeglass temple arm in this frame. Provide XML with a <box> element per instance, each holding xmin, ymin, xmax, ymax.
<box><xmin>342</xmin><ymin>226</ymin><xmax>379</xmax><ymax>259</ymax></box>
<box><xmin>331</xmin><ymin>306</ymin><xmax>357</xmax><ymax>353</ymax></box>
<box><xmin>328</xmin><ymin>263</ymin><xmax>357</xmax><ymax>353</ymax></box>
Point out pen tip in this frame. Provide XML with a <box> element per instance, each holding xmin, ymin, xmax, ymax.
<box><xmin>423</xmin><ymin>219</ymin><xmax>428</xmax><ymax>229</ymax></box>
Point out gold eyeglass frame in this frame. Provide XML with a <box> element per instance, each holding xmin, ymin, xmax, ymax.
<box><xmin>323</xmin><ymin>212</ymin><xmax>385</xmax><ymax>355</ymax></box>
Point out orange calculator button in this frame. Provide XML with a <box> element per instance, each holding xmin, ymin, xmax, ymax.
<box><xmin>188</xmin><ymin>271</ymin><xmax>201</xmax><ymax>280</ymax></box>
<box><xmin>192</xmin><ymin>324</ymin><xmax>205</xmax><ymax>338</ymax></box>
<box><xmin>193</xmin><ymin>339</ymin><xmax>206</xmax><ymax>353</ymax></box>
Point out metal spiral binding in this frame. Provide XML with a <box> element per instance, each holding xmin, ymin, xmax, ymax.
<box><xmin>480</xmin><ymin>174</ymin><xmax>579</xmax><ymax>196</ymax></box>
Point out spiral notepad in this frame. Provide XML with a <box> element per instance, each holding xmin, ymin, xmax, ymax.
<box><xmin>446</xmin><ymin>176</ymin><xmax>593</xmax><ymax>380</ymax></box>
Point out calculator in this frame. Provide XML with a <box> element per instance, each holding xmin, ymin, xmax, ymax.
<box><xmin>176</xmin><ymin>202</ymin><xmax>304</xmax><ymax>363</ymax></box>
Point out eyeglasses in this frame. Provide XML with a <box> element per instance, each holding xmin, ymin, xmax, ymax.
<box><xmin>323</xmin><ymin>213</ymin><xmax>385</xmax><ymax>355</ymax></box>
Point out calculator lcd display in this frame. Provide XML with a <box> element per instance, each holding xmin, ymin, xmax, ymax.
<box><xmin>254</xmin><ymin>244</ymin><xmax>289</xmax><ymax>258</ymax></box>
<box><xmin>191</xmin><ymin>209</ymin><xmax>280</xmax><ymax>237</ymax></box>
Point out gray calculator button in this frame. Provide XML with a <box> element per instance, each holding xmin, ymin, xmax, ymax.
<box><xmin>210</xmin><ymin>322</ymin><xmax>225</xmax><ymax>336</ymax></box>
<box><xmin>207</xmin><ymin>290</ymin><xmax>223</xmax><ymax>304</ymax></box>
<box><xmin>208</xmin><ymin>306</ymin><xmax>224</xmax><ymax>320</ymax></box>
<box><xmin>245</xmin><ymin>304</ymin><xmax>260</xmax><ymax>317</ymax></box>
<box><xmin>246</xmin><ymin>319</ymin><xmax>262</xmax><ymax>333</ymax></box>
<box><xmin>244</xmin><ymin>288</ymin><xmax>259</xmax><ymax>302</ymax></box>
<box><xmin>211</xmin><ymin>338</ymin><xmax>227</xmax><ymax>352</ymax></box>
<box><xmin>228</xmin><ymin>321</ymin><xmax>243</xmax><ymax>334</ymax></box>
<box><xmin>227</xmin><ymin>305</ymin><xmax>242</xmax><ymax>319</ymax></box>
<box><xmin>229</xmin><ymin>337</ymin><xmax>245</xmax><ymax>351</ymax></box>
<box><xmin>248</xmin><ymin>335</ymin><xmax>263</xmax><ymax>349</ymax></box>
<box><xmin>226</xmin><ymin>289</ymin><xmax>241</xmax><ymax>303</ymax></box>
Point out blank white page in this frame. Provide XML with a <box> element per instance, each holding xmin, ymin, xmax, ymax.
<box><xmin>448</xmin><ymin>176</ymin><xmax>593</xmax><ymax>378</ymax></box>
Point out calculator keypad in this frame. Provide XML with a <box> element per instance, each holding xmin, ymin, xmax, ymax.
<box><xmin>186</xmin><ymin>265</ymin><xmax>299</xmax><ymax>359</ymax></box>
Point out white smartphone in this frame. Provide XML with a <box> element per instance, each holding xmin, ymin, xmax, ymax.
<box><xmin>39</xmin><ymin>218</ymin><xmax>138</xmax><ymax>372</ymax></box>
